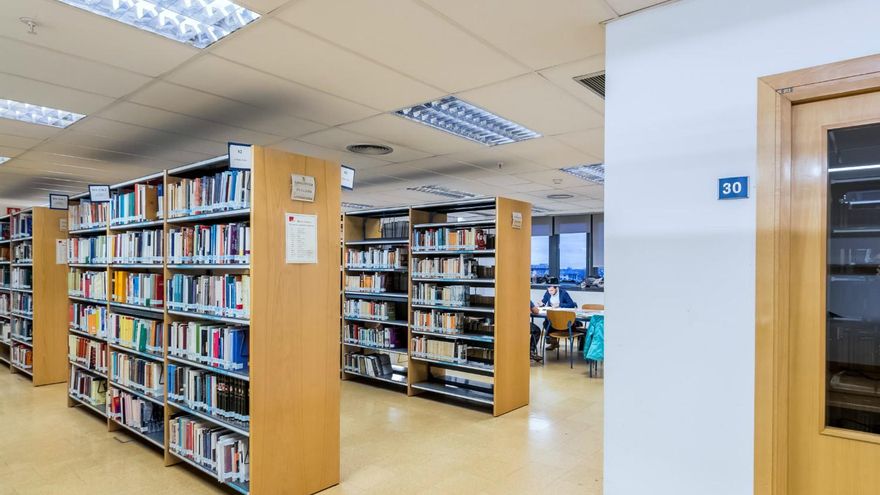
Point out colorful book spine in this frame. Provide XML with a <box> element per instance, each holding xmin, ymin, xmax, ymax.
<box><xmin>11</xmin><ymin>267</ymin><xmax>32</xmax><ymax>288</ymax></box>
<box><xmin>68</xmin><ymin>235</ymin><xmax>108</xmax><ymax>264</ymax></box>
<box><xmin>167</xmin><ymin>274</ymin><xmax>250</xmax><ymax>319</ymax></box>
<box><xmin>412</xmin><ymin>227</ymin><xmax>493</xmax><ymax>251</ymax></box>
<box><xmin>344</xmin><ymin>247</ymin><xmax>407</xmax><ymax>269</ymax></box>
<box><xmin>412</xmin><ymin>255</ymin><xmax>479</xmax><ymax>279</ymax></box>
<box><xmin>167</xmin><ymin>364</ymin><xmax>250</xmax><ymax>425</ymax></box>
<box><xmin>11</xmin><ymin>318</ymin><xmax>31</xmax><ymax>341</ymax></box>
<box><xmin>69</xmin><ymin>303</ymin><xmax>108</xmax><ymax>338</ymax></box>
<box><xmin>12</xmin><ymin>213</ymin><xmax>32</xmax><ymax>238</ymax></box>
<box><xmin>11</xmin><ymin>344</ymin><xmax>32</xmax><ymax>369</ymax></box>
<box><xmin>412</xmin><ymin>283</ymin><xmax>469</xmax><ymax>307</ymax></box>
<box><xmin>68</xmin><ymin>335</ymin><xmax>108</xmax><ymax>373</ymax></box>
<box><xmin>110</xmin><ymin>184</ymin><xmax>159</xmax><ymax>225</ymax></box>
<box><xmin>69</xmin><ymin>200</ymin><xmax>109</xmax><ymax>231</ymax></box>
<box><xmin>111</xmin><ymin>271</ymin><xmax>164</xmax><ymax>308</ymax></box>
<box><xmin>168</xmin><ymin>322</ymin><xmax>248</xmax><ymax>371</ymax></box>
<box><xmin>343</xmin><ymin>300</ymin><xmax>396</xmax><ymax>321</ymax></box>
<box><xmin>169</xmin><ymin>415</ymin><xmax>250</xmax><ymax>482</ymax></box>
<box><xmin>109</xmin><ymin>230</ymin><xmax>163</xmax><ymax>264</ymax></box>
<box><xmin>168</xmin><ymin>223</ymin><xmax>250</xmax><ymax>265</ymax></box>
<box><xmin>343</xmin><ymin>324</ymin><xmax>402</xmax><ymax>349</ymax></box>
<box><xmin>12</xmin><ymin>292</ymin><xmax>33</xmax><ymax>316</ymax></box>
<box><xmin>344</xmin><ymin>273</ymin><xmax>387</xmax><ymax>293</ymax></box>
<box><xmin>110</xmin><ymin>351</ymin><xmax>164</xmax><ymax>398</ymax></box>
<box><xmin>412</xmin><ymin>309</ymin><xmax>465</xmax><ymax>334</ymax></box>
<box><xmin>109</xmin><ymin>313</ymin><xmax>163</xmax><ymax>354</ymax></box>
<box><xmin>167</xmin><ymin>170</ymin><xmax>251</xmax><ymax>218</ymax></box>
<box><xmin>69</xmin><ymin>367</ymin><xmax>107</xmax><ymax>406</ymax></box>
<box><xmin>12</xmin><ymin>242</ymin><xmax>32</xmax><ymax>262</ymax></box>
<box><xmin>108</xmin><ymin>388</ymin><xmax>164</xmax><ymax>434</ymax></box>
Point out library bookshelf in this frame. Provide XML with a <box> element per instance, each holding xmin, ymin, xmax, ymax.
<box><xmin>64</xmin><ymin>147</ymin><xmax>341</xmax><ymax>495</ymax></box>
<box><xmin>3</xmin><ymin>207</ymin><xmax>68</xmax><ymax>385</ymax></box>
<box><xmin>341</xmin><ymin>197</ymin><xmax>531</xmax><ymax>416</ymax></box>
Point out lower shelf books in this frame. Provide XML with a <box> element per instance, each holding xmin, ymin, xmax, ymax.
<box><xmin>109</xmin><ymin>313</ymin><xmax>162</xmax><ymax>355</ymax></box>
<box><xmin>169</xmin><ymin>415</ymin><xmax>250</xmax><ymax>483</ymax></box>
<box><xmin>11</xmin><ymin>344</ymin><xmax>32</xmax><ymax>369</ymax></box>
<box><xmin>343</xmin><ymin>324</ymin><xmax>403</xmax><ymax>349</ymax></box>
<box><xmin>11</xmin><ymin>267</ymin><xmax>31</xmax><ymax>288</ymax></box>
<box><xmin>12</xmin><ymin>318</ymin><xmax>31</xmax><ymax>341</ymax></box>
<box><xmin>110</xmin><ymin>351</ymin><xmax>164</xmax><ymax>399</ymax></box>
<box><xmin>412</xmin><ymin>283</ymin><xmax>468</xmax><ymax>306</ymax></box>
<box><xmin>70</xmin><ymin>368</ymin><xmax>107</xmax><ymax>406</ymax></box>
<box><xmin>69</xmin><ymin>335</ymin><xmax>108</xmax><ymax>373</ymax></box>
<box><xmin>168</xmin><ymin>322</ymin><xmax>248</xmax><ymax>371</ymax></box>
<box><xmin>1</xmin><ymin>321</ymin><xmax>9</xmax><ymax>342</ymax></box>
<box><xmin>167</xmin><ymin>274</ymin><xmax>250</xmax><ymax>319</ymax></box>
<box><xmin>68</xmin><ymin>269</ymin><xmax>107</xmax><ymax>301</ymax></box>
<box><xmin>168</xmin><ymin>223</ymin><xmax>250</xmax><ymax>265</ymax></box>
<box><xmin>411</xmin><ymin>336</ymin><xmax>494</xmax><ymax>368</ymax></box>
<box><xmin>12</xmin><ymin>292</ymin><xmax>33</xmax><ymax>316</ymax></box>
<box><xmin>70</xmin><ymin>303</ymin><xmax>108</xmax><ymax>337</ymax></box>
<box><xmin>109</xmin><ymin>229</ymin><xmax>162</xmax><ymax>264</ymax></box>
<box><xmin>68</xmin><ymin>235</ymin><xmax>108</xmax><ymax>264</ymax></box>
<box><xmin>344</xmin><ymin>352</ymin><xmax>396</xmax><ymax>378</ymax></box>
<box><xmin>111</xmin><ymin>271</ymin><xmax>163</xmax><ymax>308</ymax></box>
<box><xmin>343</xmin><ymin>300</ymin><xmax>397</xmax><ymax>321</ymax></box>
<box><xmin>167</xmin><ymin>364</ymin><xmax>250</xmax><ymax>427</ymax></box>
<box><xmin>0</xmin><ymin>293</ymin><xmax>8</xmax><ymax>315</ymax></box>
<box><xmin>109</xmin><ymin>387</ymin><xmax>164</xmax><ymax>435</ymax></box>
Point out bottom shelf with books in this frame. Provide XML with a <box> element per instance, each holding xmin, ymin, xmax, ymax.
<box><xmin>108</xmin><ymin>387</ymin><xmax>165</xmax><ymax>449</ymax></box>
<box><xmin>343</xmin><ymin>351</ymin><xmax>408</xmax><ymax>387</ymax></box>
<box><xmin>169</xmin><ymin>415</ymin><xmax>250</xmax><ymax>495</ymax></box>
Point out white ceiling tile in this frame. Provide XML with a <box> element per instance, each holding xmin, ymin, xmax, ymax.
<box><xmin>504</xmin><ymin>182</ymin><xmax>557</xmax><ymax>193</ymax></box>
<box><xmin>128</xmin><ymin>82</ymin><xmax>325</xmax><ymax>138</ymax></box>
<box><xmin>604</xmin><ymin>0</ymin><xmax>669</xmax><ymax>15</ymax></box>
<box><xmin>445</xmin><ymin>147</ymin><xmax>550</xmax><ymax>175</ymax></box>
<box><xmin>503</xmin><ymin>137</ymin><xmax>597</xmax><ymax>169</ymax></box>
<box><xmin>1</xmin><ymin>0</ymin><xmax>196</xmax><ymax>76</ymax></box>
<box><xmin>298</xmin><ymin>128</ymin><xmax>431</xmax><ymax>163</ymax></box>
<box><xmin>539</xmin><ymin>55</ymin><xmax>605</xmax><ymax>113</ymax></box>
<box><xmin>272</xmin><ymin>139</ymin><xmax>391</xmax><ymax>169</ymax></box>
<box><xmin>458</xmin><ymin>73</ymin><xmax>603</xmax><ymax>136</ymax></box>
<box><xmin>0</xmin><ymin>146</ymin><xmax>26</xmax><ymax>159</ymax></box>
<box><xmin>237</xmin><ymin>0</ymin><xmax>290</xmax><ymax>13</ymax></box>
<box><xmin>0</xmin><ymin>134</ymin><xmax>42</xmax><ymax>150</ymax></box>
<box><xmin>32</xmin><ymin>141</ymin><xmax>180</xmax><ymax>170</ymax></box>
<box><xmin>0</xmin><ymin>119</ymin><xmax>61</xmax><ymax>141</ymax></box>
<box><xmin>52</xmin><ymin>131</ymin><xmax>214</xmax><ymax>165</ymax></box>
<box><xmin>393</xmin><ymin>156</ymin><xmax>485</xmax><ymax>177</ymax></box>
<box><xmin>474</xmin><ymin>173</ymin><xmax>533</xmax><ymax>187</ymax></box>
<box><xmin>340</xmin><ymin>114</ymin><xmax>484</xmax><ymax>155</ymax></box>
<box><xmin>421</xmin><ymin>0</ymin><xmax>610</xmax><ymax>70</ymax></box>
<box><xmin>278</xmin><ymin>0</ymin><xmax>529</xmax><ymax>92</ymax></box>
<box><xmin>72</xmin><ymin>118</ymin><xmax>227</xmax><ymax>156</ymax></box>
<box><xmin>211</xmin><ymin>20</ymin><xmax>444</xmax><ymax>111</ymax></box>
<box><xmin>554</xmin><ymin>129</ymin><xmax>604</xmax><ymax>160</ymax></box>
<box><xmin>166</xmin><ymin>55</ymin><xmax>379</xmax><ymax>127</ymax></box>
<box><xmin>514</xmin><ymin>169</ymin><xmax>586</xmax><ymax>188</ymax></box>
<box><xmin>0</xmin><ymin>72</ymin><xmax>114</xmax><ymax>116</ymax></box>
<box><xmin>96</xmin><ymin>102</ymin><xmax>286</xmax><ymax>146</ymax></box>
<box><xmin>0</xmin><ymin>38</ymin><xmax>151</xmax><ymax>99</ymax></box>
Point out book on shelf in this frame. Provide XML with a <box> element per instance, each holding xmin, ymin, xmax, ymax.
<box><xmin>11</xmin><ymin>344</ymin><xmax>32</xmax><ymax>369</ymax></box>
<box><xmin>12</xmin><ymin>242</ymin><xmax>32</xmax><ymax>263</ymax></box>
<box><xmin>167</xmin><ymin>273</ymin><xmax>250</xmax><ymax>319</ymax></box>
<box><xmin>69</xmin><ymin>200</ymin><xmax>108</xmax><ymax>231</ymax></box>
<box><xmin>12</xmin><ymin>213</ymin><xmax>32</xmax><ymax>238</ymax></box>
<box><xmin>168</xmin><ymin>223</ymin><xmax>250</xmax><ymax>265</ymax></box>
<box><xmin>344</xmin><ymin>247</ymin><xmax>407</xmax><ymax>269</ymax></box>
<box><xmin>111</xmin><ymin>271</ymin><xmax>164</xmax><ymax>308</ymax></box>
<box><xmin>167</xmin><ymin>169</ymin><xmax>251</xmax><ymax>217</ymax></box>
<box><xmin>412</xmin><ymin>226</ymin><xmax>495</xmax><ymax>251</ymax></box>
<box><xmin>343</xmin><ymin>300</ymin><xmax>397</xmax><ymax>321</ymax></box>
<box><xmin>11</xmin><ymin>318</ymin><xmax>31</xmax><ymax>341</ymax></box>
<box><xmin>413</xmin><ymin>255</ymin><xmax>494</xmax><ymax>279</ymax></box>
<box><xmin>344</xmin><ymin>273</ymin><xmax>388</xmax><ymax>293</ymax></box>
<box><xmin>69</xmin><ymin>367</ymin><xmax>107</xmax><ymax>406</ymax></box>
<box><xmin>110</xmin><ymin>183</ymin><xmax>161</xmax><ymax>225</ymax></box>
<box><xmin>343</xmin><ymin>324</ymin><xmax>403</xmax><ymax>349</ymax></box>
<box><xmin>110</xmin><ymin>230</ymin><xmax>163</xmax><ymax>264</ymax></box>
<box><xmin>109</xmin><ymin>387</ymin><xmax>164</xmax><ymax>435</ymax></box>
<box><xmin>412</xmin><ymin>283</ymin><xmax>469</xmax><ymax>307</ymax></box>
<box><xmin>109</xmin><ymin>313</ymin><xmax>163</xmax><ymax>355</ymax></box>
<box><xmin>69</xmin><ymin>335</ymin><xmax>108</xmax><ymax>373</ymax></box>
<box><xmin>68</xmin><ymin>235</ymin><xmax>108</xmax><ymax>264</ymax></box>
<box><xmin>343</xmin><ymin>352</ymin><xmax>398</xmax><ymax>378</ymax></box>
<box><xmin>168</xmin><ymin>322</ymin><xmax>248</xmax><ymax>371</ymax></box>
<box><xmin>12</xmin><ymin>292</ymin><xmax>33</xmax><ymax>315</ymax></box>
<box><xmin>167</xmin><ymin>364</ymin><xmax>250</xmax><ymax>425</ymax></box>
<box><xmin>0</xmin><ymin>293</ymin><xmax>8</xmax><ymax>314</ymax></box>
<box><xmin>0</xmin><ymin>266</ymin><xmax>7</xmax><ymax>286</ymax></box>
<box><xmin>69</xmin><ymin>303</ymin><xmax>108</xmax><ymax>338</ymax></box>
<box><xmin>169</xmin><ymin>415</ymin><xmax>250</xmax><ymax>483</ymax></box>
<box><xmin>110</xmin><ymin>351</ymin><xmax>164</xmax><ymax>398</ymax></box>
<box><xmin>379</xmin><ymin>218</ymin><xmax>410</xmax><ymax>238</ymax></box>
<box><xmin>0</xmin><ymin>320</ymin><xmax>9</xmax><ymax>342</ymax></box>
<box><xmin>0</xmin><ymin>222</ymin><xmax>8</xmax><ymax>241</ymax></box>
<box><xmin>68</xmin><ymin>269</ymin><xmax>108</xmax><ymax>301</ymax></box>
<box><xmin>411</xmin><ymin>336</ymin><xmax>494</xmax><ymax>368</ymax></box>
<box><xmin>11</xmin><ymin>267</ymin><xmax>32</xmax><ymax>288</ymax></box>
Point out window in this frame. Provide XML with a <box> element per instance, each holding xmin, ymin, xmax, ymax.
<box><xmin>559</xmin><ymin>232</ymin><xmax>588</xmax><ymax>286</ymax></box>
<box><xmin>531</xmin><ymin>235</ymin><xmax>550</xmax><ymax>284</ymax></box>
<box><xmin>530</xmin><ymin>214</ymin><xmax>602</xmax><ymax>290</ymax></box>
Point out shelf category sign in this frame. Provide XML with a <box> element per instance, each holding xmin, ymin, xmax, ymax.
<box><xmin>49</xmin><ymin>193</ymin><xmax>69</xmax><ymax>210</ymax></box>
<box><xmin>718</xmin><ymin>176</ymin><xmax>749</xmax><ymax>200</ymax></box>
<box><xmin>229</xmin><ymin>142</ymin><xmax>253</xmax><ymax>170</ymax></box>
<box><xmin>285</xmin><ymin>212</ymin><xmax>318</xmax><ymax>264</ymax></box>
<box><xmin>88</xmin><ymin>184</ymin><xmax>111</xmax><ymax>202</ymax></box>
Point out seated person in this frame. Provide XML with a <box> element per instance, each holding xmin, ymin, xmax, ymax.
<box><xmin>530</xmin><ymin>301</ymin><xmax>542</xmax><ymax>361</ymax></box>
<box><xmin>538</xmin><ymin>285</ymin><xmax>577</xmax><ymax>350</ymax></box>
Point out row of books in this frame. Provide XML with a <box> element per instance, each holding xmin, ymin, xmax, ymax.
<box><xmin>12</xmin><ymin>292</ymin><xmax>32</xmax><ymax>315</ymax></box>
<box><xmin>168</xmin><ymin>322</ymin><xmax>248</xmax><ymax>371</ymax></box>
<box><xmin>69</xmin><ymin>200</ymin><xmax>109</xmax><ymax>231</ymax></box>
<box><xmin>167</xmin><ymin>364</ymin><xmax>250</xmax><ymax>426</ymax></box>
<box><xmin>68</xmin><ymin>235</ymin><xmax>108</xmax><ymax>264</ymax></box>
<box><xmin>110</xmin><ymin>314</ymin><xmax>163</xmax><ymax>355</ymax></box>
<box><xmin>343</xmin><ymin>300</ymin><xmax>397</xmax><ymax>321</ymax></box>
<box><xmin>0</xmin><ymin>293</ymin><xmax>8</xmax><ymax>315</ymax></box>
<box><xmin>11</xmin><ymin>319</ymin><xmax>31</xmax><ymax>341</ymax></box>
<box><xmin>168</xmin><ymin>223</ymin><xmax>250</xmax><ymax>265</ymax></box>
<box><xmin>167</xmin><ymin>274</ymin><xmax>250</xmax><ymax>319</ymax></box>
<box><xmin>344</xmin><ymin>274</ymin><xmax>389</xmax><ymax>293</ymax></box>
<box><xmin>412</xmin><ymin>283</ymin><xmax>469</xmax><ymax>307</ymax></box>
<box><xmin>169</xmin><ymin>415</ymin><xmax>250</xmax><ymax>483</ymax></box>
<box><xmin>379</xmin><ymin>218</ymin><xmax>410</xmax><ymax>239</ymax></box>
<box><xmin>343</xmin><ymin>352</ymin><xmax>397</xmax><ymax>378</ymax></box>
<box><xmin>111</xmin><ymin>271</ymin><xmax>164</xmax><ymax>308</ymax></box>
<box><xmin>0</xmin><ymin>223</ymin><xmax>8</xmax><ymax>241</ymax></box>
<box><xmin>110</xmin><ymin>230</ymin><xmax>163</xmax><ymax>264</ymax></box>
<box><xmin>343</xmin><ymin>324</ymin><xmax>404</xmax><ymax>350</ymax></box>
<box><xmin>412</xmin><ymin>309</ymin><xmax>468</xmax><ymax>334</ymax></box>
<box><xmin>411</xmin><ymin>337</ymin><xmax>494</xmax><ymax>367</ymax></box>
<box><xmin>0</xmin><ymin>266</ymin><xmax>7</xmax><ymax>286</ymax></box>
<box><xmin>12</xmin><ymin>242</ymin><xmax>31</xmax><ymax>262</ymax></box>
<box><xmin>344</xmin><ymin>247</ymin><xmax>407</xmax><ymax>269</ymax></box>
<box><xmin>110</xmin><ymin>184</ymin><xmax>162</xmax><ymax>225</ymax></box>
<box><xmin>167</xmin><ymin>170</ymin><xmax>251</xmax><ymax>218</ymax></box>
<box><xmin>69</xmin><ymin>335</ymin><xmax>108</xmax><ymax>373</ymax></box>
<box><xmin>110</xmin><ymin>351</ymin><xmax>164</xmax><ymax>399</ymax></box>
<box><xmin>12</xmin><ymin>344</ymin><xmax>32</xmax><ymax>369</ymax></box>
<box><xmin>69</xmin><ymin>368</ymin><xmax>107</xmax><ymax>406</ymax></box>
<box><xmin>109</xmin><ymin>387</ymin><xmax>164</xmax><ymax>435</ymax></box>
<box><xmin>412</xmin><ymin>255</ymin><xmax>484</xmax><ymax>279</ymax></box>
<box><xmin>0</xmin><ymin>321</ymin><xmax>9</xmax><ymax>342</ymax></box>
<box><xmin>412</xmin><ymin>227</ymin><xmax>494</xmax><ymax>251</ymax></box>
<box><xmin>68</xmin><ymin>269</ymin><xmax>107</xmax><ymax>301</ymax></box>
<box><xmin>69</xmin><ymin>303</ymin><xmax>108</xmax><ymax>337</ymax></box>
<box><xmin>11</xmin><ymin>267</ymin><xmax>31</xmax><ymax>288</ymax></box>
<box><xmin>12</xmin><ymin>213</ymin><xmax>32</xmax><ymax>238</ymax></box>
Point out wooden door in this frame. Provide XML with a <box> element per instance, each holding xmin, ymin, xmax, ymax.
<box><xmin>789</xmin><ymin>91</ymin><xmax>880</xmax><ymax>494</ymax></box>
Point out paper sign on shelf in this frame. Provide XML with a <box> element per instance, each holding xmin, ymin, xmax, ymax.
<box><xmin>341</xmin><ymin>165</ymin><xmax>355</xmax><ymax>190</ymax></box>
<box><xmin>285</xmin><ymin>213</ymin><xmax>318</xmax><ymax>264</ymax></box>
<box><xmin>512</xmin><ymin>211</ymin><xmax>523</xmax><ymax>229</ymax></box>
<box><xmin>89</xmin><ymin>184</ymin><xmax>111</xmax><ymax>202</ymax></box>
<box><xmin>56</xmin><ymin>239</ymin><xmax>68</xmax><ymax>264</ymax></box>
<box><xmin>59</xmin><ymin>218</ymin><xmax>68</xmax><ymax>232</ymax></box>
<box><xmin>228</xmin><ymin>142</ymin><xmax>253</xmax><ymax>170</ymax></box>
<box><xmin>49</xmin><ymin>194</ymin><xmax>69</xmax><ymax>210</ymax></box>
<box><xmin>291</xmin><ymin>174</ymin><xmax>316</xmax><ymax>202</ymax></box>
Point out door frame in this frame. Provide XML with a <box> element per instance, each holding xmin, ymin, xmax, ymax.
<box><xmin>756</xmin><ymin>53</ymin><xmax>880</xmax><ymax>495</ymax></box>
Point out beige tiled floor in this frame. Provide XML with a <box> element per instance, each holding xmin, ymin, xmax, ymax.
<box><xmin>0</xmin><ymin>357</ymin><xmax>602</xmax><ymax>495</ymax></box>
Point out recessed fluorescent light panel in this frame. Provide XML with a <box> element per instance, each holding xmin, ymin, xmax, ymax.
<box><xmin>0</xmin><ymin>157</ymin><xmax>10</xmax><ymax>165</ymax></box>
<box><xmin>341</xmin><ymin>202</ymin><xmax>373</xmax><ymax>210</ymax></box>
<box><xmin>561</xmin><ymin>163</ymin><xmax>605</xmax><ymax>185</ymax></box>
<box><xmin>57</xmin><ymin>0</ymin><xmax>260</xmax><ymax>49</ymax></box>
<box><xmin>406</xmin><ymin>184</ymin><xmax>478</xmax><ymax>200</ymax></box>
<box><xmin>395</xmin><ymin>96</ymin><xmax>541</xmax><ymax>146</ymax></box>
<box><xmin>0</xmin><ymin>98</ymin><xmax>85</xmax><ymax>129</ymax></box>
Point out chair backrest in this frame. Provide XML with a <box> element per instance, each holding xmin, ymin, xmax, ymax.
<box><xmin>582</xmin><ymin>303</ymin><xmax>604</xmax><ymax>311</ymax></box>
<box><xmin>546</xmin><ymin>310</ymin><xmax>576</xmax><ymax>331</ymax></box>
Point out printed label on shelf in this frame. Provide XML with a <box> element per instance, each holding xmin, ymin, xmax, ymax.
<box><xmin>88</xmin><ymin>184</ymin><xmax>111</xmax><ymax>202</ymax></box>
<box><xmin>56</xmin><ymin>239</ymin><xmax>68</xmax><ymax>264</ymax></box>
<box><xmin>511</xmin><ymin>211</ymin><xmax>522</xmax><ymax>229</ymax></box>
<box><xmin>285</xmin><ymin>212</ymin><xmax>318</xmax><ymax>264</ymax></box>
<box><xmin>228</xmin><ymin>142</ymin><xmax>253</xmax><ymax>170</ymax></box>
<box><xmin>291</xmin><ymin>174</ymin><xmax>316</xmax><ymax>202</ymax></box>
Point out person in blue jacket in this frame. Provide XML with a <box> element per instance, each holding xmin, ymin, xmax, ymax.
<box><xmin>538</xmin><ymin>286</ymin><xmax>577</xmax><ymax>350</ymax></box>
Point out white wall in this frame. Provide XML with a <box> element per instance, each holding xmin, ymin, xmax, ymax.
<box><xmin>604</xmin><ymin>1</ymin><xmax>880</xmax><ymax>493</ymax></box>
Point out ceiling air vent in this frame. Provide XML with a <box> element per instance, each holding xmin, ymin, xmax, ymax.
<box><xmin>346</xmin><ymin>143</ymin><xmax>393</xmax><ymax>155</ymax></box>
<box><xmin>574</xmin><ymin>71</ymin><xmax>605</xmax><ymax>99</ymax></box>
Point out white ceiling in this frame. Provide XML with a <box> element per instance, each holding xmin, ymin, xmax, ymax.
<box><xmin>0</xmin><ymin>0</ymin><xmax>669</xmax><ymax>213</ymax></box>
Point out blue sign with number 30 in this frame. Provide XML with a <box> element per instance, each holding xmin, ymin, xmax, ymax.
<box><xmin>718</xmin><ymin>176</ymin><xmax>749</xmax><ymax>200</ymax></box>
